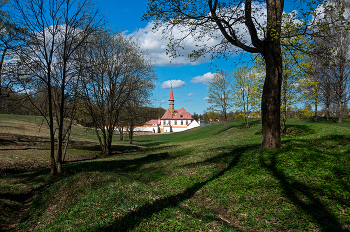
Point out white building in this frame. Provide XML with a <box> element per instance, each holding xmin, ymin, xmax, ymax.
<box><xmin>144</xmin><ymin>85</ymin><xmax>200</xmax><ymax>133</ymax></box>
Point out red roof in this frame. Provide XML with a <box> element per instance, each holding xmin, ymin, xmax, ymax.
<box><xmin>144</xmin><ymin>119</ymin><xmax>159</xmax><ymax>125</ymax></box>
<box><xmin>161</xmin><ymin>109</ymin><xmax>173</xmax><ymax>119</ymax></box>
<box><xmin>161</xmin><ymin>108</ymin><xmax>192</xmax><ymax>120</ymax></box>
<box><xmin>172</xmin><ymin>108</ymin><xmax>193</xmax><ymax>120</ymax></box>
<box><xmin>169</xmin><ymin>85</ymin><xmax>174</xmax><ymax>101</ymax></box>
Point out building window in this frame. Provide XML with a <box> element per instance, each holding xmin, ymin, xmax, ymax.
<box><xmin>181</xmin><ymin>120</ymin><xmax>183</xmax><ymax>125</ymax></box>
<box><xmin>186</xmin><ymin>120</ymin><xmax>188</xmax><ymax>125</ymax></box>
<box><xmin>175</xmin><ymin>120</ymin><xmax>177</xmax><ymax>125</ymax></box>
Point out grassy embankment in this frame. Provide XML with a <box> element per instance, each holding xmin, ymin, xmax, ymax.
<box><xmin>0</xmin><ymin>114</ymin><xmax>349</xmax><ymax>231</ymax></box>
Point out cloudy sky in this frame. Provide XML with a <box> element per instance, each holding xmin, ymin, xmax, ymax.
<box><xmin>98</xmin><ymin>0</ymin><xmax>296</xmax><ymax>114</ymax></box>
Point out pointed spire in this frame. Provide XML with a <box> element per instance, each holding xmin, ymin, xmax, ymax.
<box><xmin>169</xmin><ymin>84</ymin><xmax>174</xmax><ymax>101</ymax></box>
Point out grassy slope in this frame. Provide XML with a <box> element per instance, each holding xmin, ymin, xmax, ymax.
<box><xmin>0</xmin><ymin>115</ymin><xmax>350</xmax><ymax>231</ymax></box>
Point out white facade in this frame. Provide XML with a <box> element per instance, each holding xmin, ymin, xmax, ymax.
<box><xmin>160</xmin><ymin>119</ymin><xmax>193</xmax><ymax>127</ymax></box>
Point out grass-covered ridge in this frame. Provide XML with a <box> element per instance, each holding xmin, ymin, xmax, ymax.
<box><xmin>0</xmin><ymin>114</ymin><xmax>350</xmax><ymax>231</ymax></box>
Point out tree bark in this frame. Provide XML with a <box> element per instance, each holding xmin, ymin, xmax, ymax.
<box><xmin>129</xmin><ymin>126</ymin><xmax>134</xmax><ymax>144</ymax></box>
<box><xmin>260</xmin><ymin>0</ymin><xmax>283</xmax><ymax>148</ymax></box>
<box><xmin>314</xmin><ymin>98</ymin><xmax>318</xmax><ymax>122</ymax></box>
<box><xmin>56</xmin><ymin>62</ymin><xmax>67</xmax><ymax>175</ymax></box>
<box><xmin>48</xmin><ymin>83</ymin><xmax>57</xmax><ymax>175</ymax></box>
<box><xmin>119</xmin><ymin>127</ymin><xmax>123</xmax><ymax>141</ymax></box>
<box><xmin>261</xmin><ymin>42</ymin><xmax>282</xmax><ymax>148</ymax></box>
<box><xmin>62</xmin><ymin>128</ymin><xmax>71</xmax><ymax>162</ymax></box>
<box><xmin>338</xmin><ymin>102</ymin><xmax>343</xmax><ymax>123</ymax></box>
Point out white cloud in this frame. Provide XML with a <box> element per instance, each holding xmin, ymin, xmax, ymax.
<box><xmin>187</xmin><ymin>93</ymin><xmax>196</xmax><ymax>97</ymax></box>
<box><xmin>131</xmin><ymin>22</ymin><xmax>214</xmax><ymax>66</ymax></box>
<box><xmin>161</xmin><ymin>79</ymin><xmax>186</xmax><ymax>89</ymax></box>
<box><xmin>191</xmin><ymin>72</ymin><xmax>215</xmax><ymax>85</ymax></box>
<box><xmin>131</xmin><ymin>3</ymin><xmax>269</xmax><ymax>67</ymax></box>
<box><xmin>203</xmin><ymin>97</ymin><xmax>209</xmax><ymax>101</ymax></box>
<box><xmin>159</xmin><ymin>100</ymin><xmax>166</xmax><ymax>103</ymax></box>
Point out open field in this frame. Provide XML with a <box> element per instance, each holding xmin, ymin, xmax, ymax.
<box><xmin>1</xmin><ymin>114</ymin><xmax>350</xmax><ymax>231</ymax></box>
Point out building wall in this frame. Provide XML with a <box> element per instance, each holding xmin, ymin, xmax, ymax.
<box><xmin>116</xmin><ymin>126</ymin><xmax>153</xmax><ymax>132</ymax></box>
<box><xmin>116</xmin><ymin>120</ymin><xmax>200</xmax><ymax>134</ymax></box>
<box><xmin>161</xmin><ymin>119</ymin><xmax>193</xmax><ymax>126</ymax></box>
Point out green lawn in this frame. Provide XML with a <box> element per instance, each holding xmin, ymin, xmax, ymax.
<box><xmin>1</xmin><ymin>114</ymin><xmax>349</xmax><ymax>231</ymax></box>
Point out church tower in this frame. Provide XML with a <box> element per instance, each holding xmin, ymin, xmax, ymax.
<box><xmin>169</xmin><ymin>85</ymin><xmax>174</xmax><ymax>114</ymax></box>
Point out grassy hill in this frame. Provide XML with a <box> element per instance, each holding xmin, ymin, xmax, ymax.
<box><xmin>0</xmin><ymin>114</ymin><xmax>350</xmax><ymax>231</ymax></box>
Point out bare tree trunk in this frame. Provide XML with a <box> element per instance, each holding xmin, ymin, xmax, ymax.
<box><xmin>314</xmin><ymin>98</ymin><xmax>318</xmax><ymax>122</ymax></box>
<box><xmin>338</xmin><ymin>101</ymin><xmax>343</xmax><ymax>123</ymax></box>
<box><xmin>261</xmin><ymin>41</ymin><xmax>282</xmax><ymax>148</ymax></box>
<box><xmin>106</xmin><ymin>128</ymin><xmax>113</xmax><ymax>155</ymax></box>
<box><xmin>56</xmin><ymin>67</ymin><xmax>67</xmax><ymax>175</ymax></box>
<box><xmin>326</xmin><ymin>97</ymin><xmax>330</xmax><ymax>121</ymax></box>
<box><xmin>281</xmin><ymin>74</ymin><xmax>287</xmax><ymax>134</ymax></box>
<box><xmin>129</xmin><ymin>126</ymin><xmax>134</xmax><ymax>144</ymax></box>
<box><xmin>95</xmin><ymin>127</ymin><xmax>106</xmax><ymax>155</ymax></box>
<box><xmin>48</xmin><ymin>83</ymin><xmax>57</xmax><ymax>175</ymax></box>
<box><xmin>0</xmin><ymin>47</ymin><xmax>8</xmax><ymax>114</ymax></box>
<box><xmin>245</xmin><ymin>113</ymin><xmax>249</xmax><ymax>128</ymax></box>
<box><xmin>62</xmin><ymin>128</ymin><xmax>71</xmax><ymax>162</ymax></box>
<box><xmin>119</xmin><ymin>127</ymin><xmax>123</xmax><ymax>141</ymax></box>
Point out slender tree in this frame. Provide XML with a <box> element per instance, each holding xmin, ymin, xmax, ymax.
<box><xmin>207</xmin><ymin>70</ymin><xmax>233</xmax><ymax>130</ymax></box>
<box><xmin>232</xmin><ymin>65</ymin><xmax>263</xmax><ymax>128</ymax></box>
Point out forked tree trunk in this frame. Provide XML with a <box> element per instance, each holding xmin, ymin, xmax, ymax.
<box><xmin>261</xmin><ymin>41</ymin><xmax>282</xmax><ymax>148</ymax></box>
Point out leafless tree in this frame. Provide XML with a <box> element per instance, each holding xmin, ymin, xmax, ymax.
<box><xmin>80</xmin><ymin>29</ymin><xmax>156</xmax><ymax>156</ymax></box>
<box><xmin>315</xmin><ymin>0</ymin><xmax>350</xmax><ymax>122</ymax></box>
<box><xmin>12</xmin><ymin>0</ymin><xmax>103</xmax><ymax>175</ymax></box>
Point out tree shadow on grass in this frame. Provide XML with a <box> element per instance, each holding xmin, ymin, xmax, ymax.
<box><xmin>254</xmin><ymin>124</ymin><xmax>315</xmax><ymax>137</ymax></box>
<box><xmin>285</xmin><ymin>134</ymin><xmax>350</xmax><ymax>208</ymax></box>
<box><xmin>96</xmin><ymin>145</ymin><xmax>255</xmax><ymax>231</ymax></box>
<box><xmin>0</xmin><ymin>151</ymin><xmax>181</xmax><ymax>231</ymax></box>
<box><xmin>62</xmin><ymin>152</ymin><xmax>174</xmax><ymax>176</ymax></box>
<box><xmin>260</xmin><ymin>140</ymin><xmax>348</xmax><ymax>231</ymax></box>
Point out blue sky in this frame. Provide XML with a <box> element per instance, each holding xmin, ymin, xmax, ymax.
<box><xmin>97</xmin><ymin>0</ymin><xmax>298</xmax><ymax>115</ymax></box>
<box><xmin>96</xmin><ymin>0</ymin><xmax>252</xmax><ymax>115</ymax></box>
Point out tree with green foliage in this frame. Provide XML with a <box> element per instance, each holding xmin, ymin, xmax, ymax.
<box><xmin>143</xmin><ymin>0</ymin><xmax>350</xmax><ymax>148</ymax></box>
<box><xmin>206</xmin><ymin>70</ymin><xmax>233</xmax><ymax>130</ymax></box>
<box><xmin>232</xmin><ymin>65</ymin><xmax>263</xmax><ymax>128</ymax></box>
